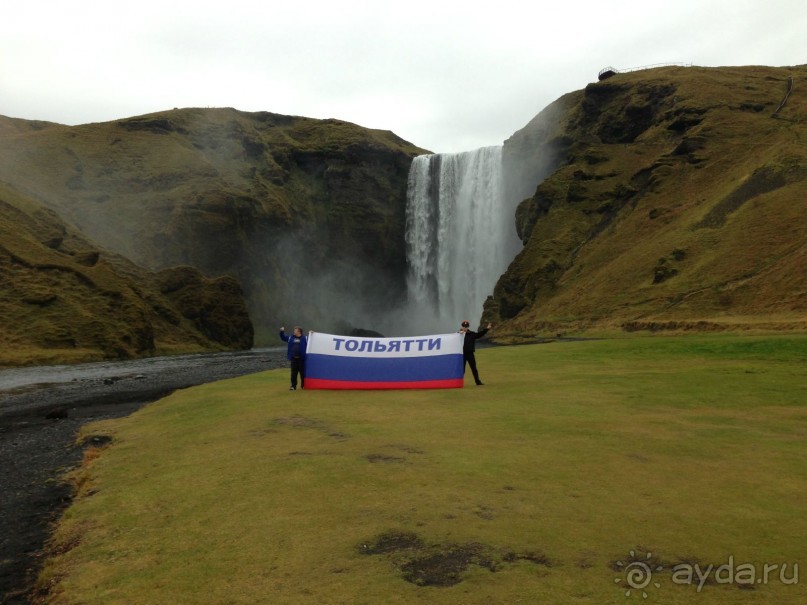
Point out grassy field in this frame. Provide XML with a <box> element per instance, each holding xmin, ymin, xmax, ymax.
<box><xmin>41</xmin><ymin>335</ymin><xmax>806</xmax><ymax>604</ymax></box>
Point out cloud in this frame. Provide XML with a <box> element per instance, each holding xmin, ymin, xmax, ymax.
<box><xmin>2</xmin><ymin>0</ymin><xmax>806</xmax><ymax>153</ymax></box>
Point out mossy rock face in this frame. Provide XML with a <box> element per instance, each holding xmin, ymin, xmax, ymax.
<box><xmin>156</xmin><ymin>267</ymin><xmax>254</xmax><ymax>350</ymax></box>
<box><xmin>0</xmin><ymin>109</ymin><xmax>427</xmax><ymax>342</ymax></box>
<box><xmin>489</xmin><ymin>65</ymin><xmax>807</xmax><ymax>338</ymax></box>
<box><xmin>5</xmin><ymin>67</ymin><xmax>807</xmax><ymax>345</ymax></box>
<box><xmin>0</xmin><ymin>182</ymin><xmax>254</xmax><ymax>365</ymax></box>
<box><xmin>580</xmin><ymin>80</ymin><xmax>678</xmax><ymax>144</ymax></box>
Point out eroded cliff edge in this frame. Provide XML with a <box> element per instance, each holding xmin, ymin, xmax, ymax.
<box><xmin>488</xmin><ymin>65</ymin><xmax>807</xmax><ymax>339</ymax></box>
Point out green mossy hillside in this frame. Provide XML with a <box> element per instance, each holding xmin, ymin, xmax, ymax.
<box><xmin>490</xmin><ymin>65</ymin><xmax>807</xmax><ymax>340</ymax></box>
<box><xmin>0</xmin><ymin>109</ymin><xmax>427</xmax><ymax>343</ymax></box>
<box><xmin>0</xmin><ymin>183</ymin><xmax>253</xmax><ymax>365</ymax></box>
<box><xmin>4</xmin><ymin>66</ymin><xmax>806</xmax><ymax>346</ymax></box>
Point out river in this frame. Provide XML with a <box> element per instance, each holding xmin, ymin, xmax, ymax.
<box><xmin>0</xmin><ymin>347</ymin><xmax>287</xmax><ymax>604</ymax></box>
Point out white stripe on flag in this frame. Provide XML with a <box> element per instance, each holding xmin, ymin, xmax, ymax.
<box><xmin>307</xmin><ymin>332</ymin><xmax>463</xmax><ymax>359</ymax></box>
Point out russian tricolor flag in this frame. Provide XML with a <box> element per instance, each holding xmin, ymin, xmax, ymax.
<box><xmin>305</xmin><ymin>332</ymin><xmax>464</xmax><ymax>390</ymax></box>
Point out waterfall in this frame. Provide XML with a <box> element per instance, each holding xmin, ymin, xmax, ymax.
<box><xmin>405</xmin><ymin>145</ymin><xmax>520</xmax><ymax>331</ymax></box>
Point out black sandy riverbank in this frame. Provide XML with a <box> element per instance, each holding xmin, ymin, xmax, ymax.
<box><xmin>0</xmin><ymin>348</ymin><xmax>286</xmax><ymax>604</ymax></box>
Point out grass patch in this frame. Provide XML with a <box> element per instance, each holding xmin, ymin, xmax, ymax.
<box><xmin>41</xmin><ymin>335</ymin><xmax>806</xmax><ymax>604</ymax></box>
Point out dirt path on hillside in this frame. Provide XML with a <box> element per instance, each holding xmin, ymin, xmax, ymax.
<box><xmin>0</xmin><ymin>348</ymin><xmax>287</xmax><ymax>604</ymax></box>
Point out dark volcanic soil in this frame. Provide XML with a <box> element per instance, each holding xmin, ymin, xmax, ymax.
<box><xmin>0</xmin><ymin>348</ymin><xmax>286</xmax><ymax>604</ymax></box>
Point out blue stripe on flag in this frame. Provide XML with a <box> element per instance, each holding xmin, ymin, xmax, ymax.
<box><xmin>306</xmin><ymin>353</ymin><xmax>463</xmax><ymax>383</ymax></box>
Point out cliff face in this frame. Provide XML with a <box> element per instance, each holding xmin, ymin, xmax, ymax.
<box><xmin>5</xmin><ymin>66</ymin><xmax>805</xmax><ymax>349</ymax></box>
<box><xmin>0</xmin><ymin>182</ymin><xmax>253</xmax><ymax>366</ymax></box>
<box><xmin>0</xmin><ymin>109</ymin><xmax>427</xmax><ymax>343</ymax></box>
<box><xmin>488</xmin><ymin>65</ymin><xmax>807</xmax><ymax>338</ymax></box>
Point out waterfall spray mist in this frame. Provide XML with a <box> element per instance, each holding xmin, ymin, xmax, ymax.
<box><xmin>405</xmin><ymin>146</ymin><xmax>520</xmax><ymax>332</ymax></box>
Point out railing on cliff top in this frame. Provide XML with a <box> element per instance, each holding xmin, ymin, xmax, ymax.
<box><xmin>598</xmin><ymin>63</ymin><xmax>693</xmax><ymax>81</ymax></box>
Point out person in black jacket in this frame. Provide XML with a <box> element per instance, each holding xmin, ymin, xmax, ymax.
<box><xmin>279</xmin><ymin>326</ymin><xmax>307</xmax><ymax>390</ymax></box>
<box><xmin>459</xmin><ymin>319</ymin><xmax>492</xmax><ymax>386</ymax></box>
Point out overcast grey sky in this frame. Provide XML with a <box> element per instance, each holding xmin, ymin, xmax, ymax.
<box><xmin>2</xmin><ymin>0</ymin><xmax>805</xmax><ymax>153</ymax></box>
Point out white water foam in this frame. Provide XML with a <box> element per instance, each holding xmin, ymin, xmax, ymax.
<box><xmin>405</xmin><ymin>146</ymin><xmax>521</xmax><ymax>332</ymax></box>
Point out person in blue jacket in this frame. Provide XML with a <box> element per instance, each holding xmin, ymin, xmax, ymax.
<box><xmin>279</xmin><ymin>326</ymin><xmax>307</xmax><ymax>390</ymax></box>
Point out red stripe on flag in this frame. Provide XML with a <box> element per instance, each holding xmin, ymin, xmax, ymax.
<box><xmin>304</xmin><ymin>378</ymin><xmax>464</xmax><ymax>390</ymax></box>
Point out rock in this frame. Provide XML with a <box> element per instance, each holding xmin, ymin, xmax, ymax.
<box><xmin>44</xmin><ymin>407</ymin><xmax>68</xmax><ymax>420</ymax></box>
